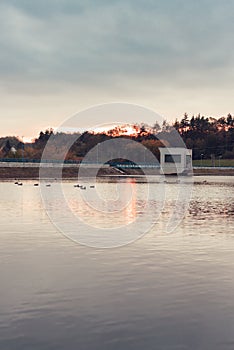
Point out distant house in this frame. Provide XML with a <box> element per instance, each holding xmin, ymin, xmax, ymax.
<box><xmin>159</xmin><ymin>147</ymin><xmax>192</xmax><ymax>175</ymax></box>
<box><xmin>10</xmin><ymin>147</ymin><xmax>17</xmax><ymax>155</ymax></box>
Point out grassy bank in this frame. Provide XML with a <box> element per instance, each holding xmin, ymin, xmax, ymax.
<box><xmin>193</xmin><ymin>159</ymin><xmax>234</xmax><ymax>167</ymax></box>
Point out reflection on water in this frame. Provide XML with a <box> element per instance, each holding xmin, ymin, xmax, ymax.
<box><xmin>0</xmin><ymin>176</ymin><xmax>234</xmax><ymax>350</ymax></box>
<box><xmin>189</xmin><ymin>199</ymin><xmax>234</xmax><ymax>218</ymax></box>
<box><xmin>67</xmin><ymin>181</ymin><xmax>138</xmax><ymax>228</ymax></box>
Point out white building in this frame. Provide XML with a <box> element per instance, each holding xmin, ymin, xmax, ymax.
<box><xmin>10</xmin><ymin>147</ymin><xmax>17</xmax><ymax>155</ymax></box>
<box><xmin>159</xmin><ymin>147</ymin><xmax>192</xmax><ymax>175</ymax></box>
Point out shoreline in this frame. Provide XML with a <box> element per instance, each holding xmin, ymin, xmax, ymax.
<box><xmin>0</xmin><ymin>165</ymin><xmax>234</xmax><ymax>180</ymax></box>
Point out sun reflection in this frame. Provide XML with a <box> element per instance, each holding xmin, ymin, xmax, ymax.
<box><xmin>66</xmin><ymin>181</ymin><xmax>138</xmax><ymax>229</ymax></box>
<box><xmin>124</xmin><ymin>180</ymin><xmax>137</xmax><ymax>225</ymax></box>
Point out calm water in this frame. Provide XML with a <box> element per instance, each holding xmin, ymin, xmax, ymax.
<box><xmin>0</xmin><ymin>176</ymin><xmax>234</xmax><ymax>350</ymax></box>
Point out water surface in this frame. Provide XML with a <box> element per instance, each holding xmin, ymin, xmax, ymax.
<box><xmin>0</xmin><ymin>177</ymin><xmax>234</xmax><ymax>350</ymax></box>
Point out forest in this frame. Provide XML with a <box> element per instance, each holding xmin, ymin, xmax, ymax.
<box><xmin>0</xmin><ymin>114</ymin><xmax>233</xmax><ymax>163</ymax></box>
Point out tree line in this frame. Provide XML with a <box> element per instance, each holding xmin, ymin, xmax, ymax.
<box><xmin>173</xmin><ymin>113</ymin><xmax>234</xmax><ymax>159</ymax></box>
<box><xmin>0</xmin><ymin>114</ymin><xmax>233</xmax><ymax>161</ymax></box>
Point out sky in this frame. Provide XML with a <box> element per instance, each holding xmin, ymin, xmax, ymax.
<box><xmin>1</xmin><ymin>0</ymin><xmax>234</xmax><ymax>140</ymax></box>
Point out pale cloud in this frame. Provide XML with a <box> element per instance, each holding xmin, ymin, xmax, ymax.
<box><xmin>0</xmin><ymin>0</ymin><xmax>234</xmax><ymax>137</ymax></box>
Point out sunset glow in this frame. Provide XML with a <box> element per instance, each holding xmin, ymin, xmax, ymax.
<box><xmin>93</xmin><ymin>124</ymin><xmax>150</xmax><ymax>137</ymax></box>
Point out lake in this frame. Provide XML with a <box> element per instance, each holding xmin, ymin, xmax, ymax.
<box><xmin>0</xmin><ymin>176</ymin><xmax>234</xmax><ymax>350</ymax></box>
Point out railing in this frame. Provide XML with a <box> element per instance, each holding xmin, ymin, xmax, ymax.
<box><xmin>110</xmin><ymin>163</ymin><xmax>160</xmax><ymax>168</ymax></box>
<box><xmin>0</xmin><ymin>158</ymin><xmax>82</xmax><ymax>164</ymax></box>
<box><xmin>5</xmin><ymin>158</ymin><xmax>234</xmax><ymax>169</ymax></box>
<box><xmin>193</xmin><ymin>166</ymin><xmax>234</xmax><ymax>169</ymax></box>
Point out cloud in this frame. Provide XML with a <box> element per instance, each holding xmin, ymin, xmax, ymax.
<box><xmin>0</xmin><ymin>0</ymin><xmax>234</xmax><ymax>87</ymax></box>
<box><xmin>1</xmin><ymin>0</ymin><xmax>234</xmax><ymax>137</ymax></box>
